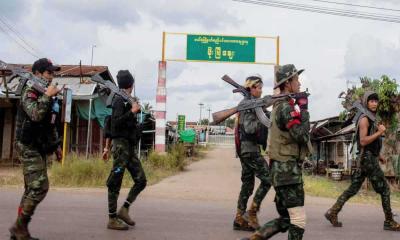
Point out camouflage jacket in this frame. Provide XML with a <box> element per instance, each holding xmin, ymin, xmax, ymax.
<box><xmin>16</xmin><ymin>85</ymin><xmax>59</xmax><ymax>152</ymax></box>
<box><xmin>275</xmin><ymin>99</ymin><xmax>310</xmax><ymax>146</ymax></box>
<box><xmin>21</xmin><ymin>86</ymin><xmax>52</xmax><ymax>122</ymax></box>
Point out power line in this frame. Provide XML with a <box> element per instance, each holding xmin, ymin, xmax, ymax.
<box><xmin>0</xmin><ymin>15</ymin><xmax>43</xmax><ymax>56</ymax></box>
<box><xmin>236</xmin><ymin>0</ymin><xmax>400</xmax><ymax>21</ymax></box>
<box><xmin>237</xmin><ymin>0</ymin><xmax>400</xmax><ymax>20</ymax></box>
<box><xmin>307</xmin><ymin>0</ymin><xmax>400</xmax><ymax>12</ymax></box>
<box><xmin>233</xmin><ymin>0</ymin><xmax>400</xmax><ymax>23</ymax></box>
<box><xmin>0</xmin><ymin>24</ymin><xmax>39</xmax><ymax>58</ymax></box>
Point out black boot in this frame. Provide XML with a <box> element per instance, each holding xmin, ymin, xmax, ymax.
<box><xmin>288</xmin><ymin>225</ymin><xmax>304</xmax><ymax>240</ymax></box>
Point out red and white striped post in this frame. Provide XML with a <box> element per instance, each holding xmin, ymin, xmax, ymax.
<box><xmin>155</xmin><ymin>61</ymin><xmax>167</xmax><ymax>152</ymax></box>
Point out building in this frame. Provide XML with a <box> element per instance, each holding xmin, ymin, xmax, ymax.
<box><xmin>0</xmin><ymin>63</ymin><xmax>112</xmax><ymax>165</ymax></box>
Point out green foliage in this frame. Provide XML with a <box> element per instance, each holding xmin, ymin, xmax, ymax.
<box><xmin>199</xmin><ymin>118</ymin><xmax>209</xmax><ymax>125</ymax></box>
<box><xmin>338</xmin><ymin>110</ymin><xmax>347</xmax><ymax>121</ymax></box>
<box><xmin>50</xmin><ymin>154</ymin><xmax>112</xmax><ymax>187</ymax></box>
<box><xmin>343</xmin><ymin>75</ymin><xmax>399</xmax><ymax>125</ymax></box>
<box><xmin>147</xmin><ymin>144</ymin><xmax>187</xmax><ymax>171</ymax></box>
<box><xmin>48</xmin><ymin>144</ymin><xmax>194</xmax><ymax>187</ymax></box>
<box><xmin>220</xmin><ymin>117</ymin><xmax>235</xmax><ymax>129</ymax></box>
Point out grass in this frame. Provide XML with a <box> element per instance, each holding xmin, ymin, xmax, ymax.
<box><xmin>304</xmin><ymin>175</ymin><xmax>400</xmax><ymax>209</ymax></box>
<box><xmin>0</xmin><ymin>143</ymin><xmax>209</xmax><ymax>188</ymax></box>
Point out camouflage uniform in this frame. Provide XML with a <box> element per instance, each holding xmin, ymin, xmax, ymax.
<box><xmin>245</xmin><ymin>95</ymin><xmax>310</xmax><ymax>240</ymax></box>
<box><xmin>235</xmin><ymin>106</ymin><xmax>271</xmax><ymax>231</ymax></box>
<box><xmin>11</xmin><ymin>85</ymin><xmax>59</xmax><ymax>240</ymax></box>
<box><xmin>325</xmin><ymin>91</ymin><xmax>400</xmax><ymax>231</ymax></box>
<box><xmin>107</xmin><ymin>95</ymin><xmax>146</xmax><ymax>225</ymax></box>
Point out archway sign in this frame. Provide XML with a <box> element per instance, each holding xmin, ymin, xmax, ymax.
<box><xmin>155</xmin><ymin>32</ymin><xmax>280</xmax><ymax>152</ymax></box>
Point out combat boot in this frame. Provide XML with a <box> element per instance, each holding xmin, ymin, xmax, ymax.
<box><xmin>384</xmin><ymin>213</ymin><xmax>400</xmax><ymax>231</ymax></box>
<box><xmin>117</xmin><ymin>207</ymin><xmax>135</xmax><ymax>226</ymax></box>
<box><xmin>9</xmin><ymin>214</ymin><xmax>39</xmax><ymax>240</ymax></box>
<box><xmin>245</xmin><ymin>202</ymin><xmax>260</xmax><ymax>229</ymax></box>
<box><xmin>324</xmin><ymin>209</ymin><xmax>342</xmax><ymax>227</ymax></box>
<box><xmin>384</xmin><ymin>220</ymin><xmax>400</xmax><ymax>231</ymax></box>
<box><xmin>233</xmin><ymin>209</ymin><xmax>255</xmax><ymax>231</ymax></box>
<box><xmin>107</xmin><ymin>217</ymin><xmax>129</xmax><ymax>230</ymax></box>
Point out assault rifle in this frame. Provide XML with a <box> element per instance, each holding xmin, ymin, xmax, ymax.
<box><xmin>0</xmin><ymin>60</ymin><xmax>54</xmax><ymax>96</ymax></box>
<box><xmin>91</xmin><ymin>73</ymin><xmax>140</xmax><ymax>109</ymax></box>
<box><xmin>212</xmin><ymin>75</ymin><xmax>309</xmax><ymax>127</ymax></box>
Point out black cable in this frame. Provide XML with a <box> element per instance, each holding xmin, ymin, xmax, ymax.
<box><xmin>233</xmin><ymin>0</ymin><xmax>400</xmax><ymax>23</ymax></box>
<box><xmin>0</xmin><ymin>15</ymin><xmax>43</xmax><ymax>56</ymax></box>
<box><xmin>307</xmin><ymin>0</ymin><xmax>400</xmax><ymax>12</ymax></box>
<box><xmin>0</xmin><ymin>24</ymin><xmax>39</xmax><ymax>58</ymax></box>
<box><xmin>246</xmin><ymin>0</ymin><xmax>400</xmax><ymax>20</ymax></box>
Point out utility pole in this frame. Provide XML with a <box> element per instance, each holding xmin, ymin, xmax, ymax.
<box><xmin>206</xmin><ymin>106</ymin><xmax>211</xmax><ymax>126</ymax></box>
<box><xmin>198</xmin><ymin>103</ymin><xmax>204</xmax><ymax>125</ymax></box>
<box><xmin>91</xmin><ymin>44</ymin><xmax>96</xmax><ymax>66</ymax></box>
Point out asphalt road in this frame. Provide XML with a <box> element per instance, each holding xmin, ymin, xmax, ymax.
<box><xmin>1</xmin><ymin>146</ymin><xmax>399</xmax><ymax>240</ymax></box>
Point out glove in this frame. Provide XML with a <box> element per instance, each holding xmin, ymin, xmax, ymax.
<box><xmin>295</xmin><ymin>92</ymin><xmax>308</xmax><ymax>111</ymax></box>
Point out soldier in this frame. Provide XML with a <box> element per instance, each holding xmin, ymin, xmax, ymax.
<box><xmin>234</xmin><ymin>75</ymin><xmax>272</xmax><ymax>231</ymax></box>
<box><xmin>106</xmin><ymin>70</ymin><xmax>146</xmax><ymax>230</ymax></box>
<box><xmin>10</xmin><ymin>58</ymin><xmax>62</xmax><ymax>240</ymax></box>
<box><xmin>325</xmin><ymin>91</ymin><xmax>400</xmax><ymax>231</ymax></box>
<box><xmin>242</xmin><ymin>64</ymin><xmax>311</xmax><ymax>240</ymax></box>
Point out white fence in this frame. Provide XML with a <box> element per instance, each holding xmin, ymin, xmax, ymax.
<box><xmin>207</xmin><ymin>134</ymin><xmax>235</xmax><ymax>146</ymax></box>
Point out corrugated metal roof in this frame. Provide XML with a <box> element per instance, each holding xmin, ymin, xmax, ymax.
<box><xmin>0</xmin><ymin>63</ymin><xmax>116</xmax><ymax>100</ymax></box>
<box><xmin>335</xmin><ymin>123</ymin><xmax>355</xmax><ymax>135</ymax></box>
<box><xmin>0</xmin><ymin>63</ymin><xmax>114</xmax><ymax>82</ymax></box>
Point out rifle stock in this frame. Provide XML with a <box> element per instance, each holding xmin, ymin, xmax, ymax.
<box><xmin>222</xmin><ymin>75</ymin><xmax>251</xmax><ymax>98</ymax></box>
<box><xmin>212</xmin><ymin>107</ymin><xmax>238</xmax><ymax>124</ymax></box>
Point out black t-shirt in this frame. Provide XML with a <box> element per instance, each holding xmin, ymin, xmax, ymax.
<box><xmin>110</xmin><ymin>95</ymin><xmax>137</xmax><ymax>142</ymax></box>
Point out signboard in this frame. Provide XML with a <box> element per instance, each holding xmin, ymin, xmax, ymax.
<box><xmin>62</xmin><ymin>88</ymin><xmax>73</xmax><ymax>123</ymax></box>
<box><xmin>186</xmin><ymin>34</ymin><xmax>256</xmax><ymax>63</ymax></box>
<box><xmin>177</xmin><ymin>115</ymin><xmax>186</xmax><ymax>132</ymax></box>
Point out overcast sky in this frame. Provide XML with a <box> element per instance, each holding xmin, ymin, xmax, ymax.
<box><xmin>1</xmin><ymin>0</ymin><xmax>400</xmax><ymax>122</ymax></box>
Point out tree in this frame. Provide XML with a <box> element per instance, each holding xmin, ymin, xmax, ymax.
<box><xmin>340</xmin><ymin>75</ymin><xmax>400</xmax><ymax>176</ymax></box>
<box><xmin>199</xmin><ymin>118</ymin><xmax>209</xmax><ymax>125</ymax></box>
<box><xmin>222</xmin><ymin>117</ymin><xmax>235</xmax><ymax>129</ymax></box>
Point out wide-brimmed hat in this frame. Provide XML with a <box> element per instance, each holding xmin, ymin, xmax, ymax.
<box><xmin>274</xmin><ymin>64</ymin><xmax>304</xmax><ymax>89</ymax></box>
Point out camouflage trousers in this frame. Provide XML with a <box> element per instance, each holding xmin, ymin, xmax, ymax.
<box><xmin>16</xmin><ymin>141</ymin><xmax>49</xmax><ymax>217</ymax></box>
<box><xmin>331</xmin><ymin>153</ymin><xmax>393</xmax><ymax>219</ymax></box>
<box><xmin>107</xmin><ymin>138</ymin><xmax>147</xmax><ymax>217</ymax></box>
<box><xmin>254</xmin><ymin>184</ymin><xmax>305</xmax><ymax>240</ymax></box>
<box><xmin>254</xmin><ymin>160</ymin><xmax>305</xmax><ymax>240</ymax></box>
<box><xmin>237</xmin><ymin>152</ymin><xmax>271</xmax><ymax>212</ymax></box>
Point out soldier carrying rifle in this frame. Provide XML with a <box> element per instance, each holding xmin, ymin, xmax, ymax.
<box><xmin>10</xmin><ymin>58</ymin><xmax>62</xmax><ymax>240</ymax></box>
<box><xmin>233</xmin><ymin>75</ymin><xmax>272</xmax><ymax>231</ymax></box>
<box><xmin>325</xmin><ymin>91</ymin><xmax>400</xmax><ymax>231</ymax></box>
<box><xmin>242</xmin><ymin>64</ymin><xmax>311</xmax><ymax>240</ymax></box>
